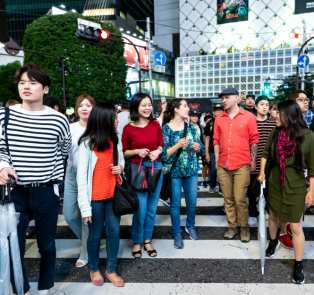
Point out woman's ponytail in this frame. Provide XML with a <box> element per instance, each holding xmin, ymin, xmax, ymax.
<box><xmin>163</xmin><ymin>98</ymin><xmax>184</xmax><ymax>125</ymax></box>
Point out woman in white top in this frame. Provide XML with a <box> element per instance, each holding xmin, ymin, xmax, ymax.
<box><xmin>63</xmin><ymin>94</ymin><xmax>95</xmax><ymax>267</ymax></box>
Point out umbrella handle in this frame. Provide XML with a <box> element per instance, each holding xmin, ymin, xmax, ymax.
<box><xmin>260</xmin><ymin>182</ymin><xmax>266</xmax><ymax>196</ymax></box>
<box><xmin>0</xmin><ymin>185</ymin><xmax>5</xmax><ymax>205</ymax></box>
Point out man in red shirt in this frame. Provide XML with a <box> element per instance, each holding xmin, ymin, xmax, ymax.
<box><xmin>214</xmin><ymin>88</ymin><xmax>259</xmax><ymax>243</ymax></box>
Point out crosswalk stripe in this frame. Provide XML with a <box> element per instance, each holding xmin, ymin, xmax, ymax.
<box><xmin>24</xmin><ymin>238</ymin><xmax>314</xmax><ymax>259</ymax></box>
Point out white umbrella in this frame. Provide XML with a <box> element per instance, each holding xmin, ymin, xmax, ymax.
<box><xmin>258</xmin><ymin>182</ymin><xmax>267</xmax><ymax>275</ymax></box>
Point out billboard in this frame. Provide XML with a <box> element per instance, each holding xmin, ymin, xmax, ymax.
<box><xmin>217</xmin><ymin>0</ymin><xmax>249</xmax><ymax>25</ymax></box>
<box><xmin>122</xmin><ymin>34</ymin><xmax>148</xmax><ymax>70</ymax></box>
<box><xmin>295</xmin><ymin>0</ymin><xmax>314</xmax><ymax>14</ymax></box>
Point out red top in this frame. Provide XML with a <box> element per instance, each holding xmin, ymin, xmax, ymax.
<box><xmin>92</xmin><ymin>143</ymin><xmax>121</xmax><ymax>201</ymax></box>
<box><xmin>122</xmin><ymin>120</ymin><xmax>164</xmax><ymax>164</ymax></box>
<box><xmin>213</xmin><ymin>108</ymin><xmax>259</xmax><ymax>170</ymax></box>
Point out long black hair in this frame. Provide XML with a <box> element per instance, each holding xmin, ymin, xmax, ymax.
<box><xmin>163</xmin><ymin>98</ymin><xmax>185</xmax><ymax>125</ymax></box>
<box><xmin>270</xmin><ymin>100</ymin><xmax>308</xmax><ymax>170</ymax></box>
<box><xmin>78</xmin><ymin>102</ymin><xmax>118</xmax><ymax>151</ymax></box>
<box><xmin>130</xmin><ymin>92</ymin><xmax>154</xmax><ymax>121</ymax></box>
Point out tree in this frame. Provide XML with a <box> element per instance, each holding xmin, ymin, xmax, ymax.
<box><xmin>0</xmin><ymin>61</ymin><xmax>21</xmax><ymax>105</ymax></box>
<box><xmin>23</xmin><ymin>13</ymin><xmax>128</xmax><ymax>106</ymax></box>
<box><xmin>274</xmin><ymin>72</ymin><xmax>314</xmax><ymax>103</ymax></box>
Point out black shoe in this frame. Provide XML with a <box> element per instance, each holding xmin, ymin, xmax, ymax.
<box><xmin>202</xmin><ymin>181</ymin><xmax>208</xmax><ymax>188</ymax></box>
<box><xmin>266</xmin><ymin>239</ymin><xmax>279</xmax><ymax>258</ymax></box>
<box><xmin>293</xmin><ymin>262</ymin><xmax>305</xmax><ymax>284</ymax></box>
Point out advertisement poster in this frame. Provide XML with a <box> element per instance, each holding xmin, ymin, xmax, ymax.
<box><xmin>295</xmin><ymin>0</ymin><xmax>314</xmax><ymax>14</ymax></box>
<box><xmin>217</xmin><ymin>0</ymin><xmax>249</xmax><ymax>25</ymax></box>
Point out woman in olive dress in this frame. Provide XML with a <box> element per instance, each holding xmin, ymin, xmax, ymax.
<box><xmin>258</xmin><ymin>100</ymin><xmax>314</xmax><ymax>284</ymax></box>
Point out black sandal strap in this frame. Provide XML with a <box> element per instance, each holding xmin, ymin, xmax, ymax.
<box><xmin>144</xmin><ymin>242</ymin><xmax>151</xmax><ymax>245</ymax></box>
<box><xmin>147</xmin><ymin>250</ymin><xmax>157</xmax><ymax>257</ymax></box>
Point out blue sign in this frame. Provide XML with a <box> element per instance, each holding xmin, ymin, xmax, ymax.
<box><xmin>154</xmin><ymin>51</ymin><xmax>166</xmax><ymax>66</ymax></box>
<box><xmin>297</xmin><ymin>55</ymin><xmax>310</xmax><ymax>69</ymax></box>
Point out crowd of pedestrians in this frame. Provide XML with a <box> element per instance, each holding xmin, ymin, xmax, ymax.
<box><xmin>1</xmin><ymin>63</ymin><xmax>314</xmax><ymax>295</ymax></box>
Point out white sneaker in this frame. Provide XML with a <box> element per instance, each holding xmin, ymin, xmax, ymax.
<box><xmin>214</xmin><ymin>186</ymin><xmax>219</xmax><ymax>193</ymax></box>
<box><xmin>248</xmin><ymin>217</ymin><xmax>258</xmax><ymax>227</ymax></box>
<box><xmin>159</xmin><ymin>198</ymin><xmax>170</xmax><ymax>207</ymax></box>
<box><xmin>38</xmin><ymin>290</ymin><xmax>50</xmax><ymax>295</ymax></box>
<box><xmin>208</xmin><ymin>187</ymin><xmax>215</xmax><ymax>194</ymax></box>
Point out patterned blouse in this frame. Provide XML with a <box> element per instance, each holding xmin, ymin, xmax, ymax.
<box><xmin>161</xmin><ymin>123</ymin><xmax>205</xmax><ymax>178</ymax></box>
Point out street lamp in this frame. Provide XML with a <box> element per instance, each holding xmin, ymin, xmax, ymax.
<box><xmin>71</xmin><ymin>9</ymin><xmax>76</xmax><ymax>12</ymax></box>
<box><xmin>60</xmin><ymin>4</ymin><xmax>65</xmax><ymax>8</ymax></box>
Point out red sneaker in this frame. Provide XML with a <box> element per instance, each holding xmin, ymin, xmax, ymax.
<box><xmin>277</xmin><ymin>232</ymin><xmax>293</xmax><ymax>250</ymax></box>
<box><xmin>286</xmin><ymin>223</ymin><xmax>292</xmax><ymax>236</ymax></box>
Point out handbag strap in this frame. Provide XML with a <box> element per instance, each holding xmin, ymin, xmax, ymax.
<box><xmin>170</xmin><ymin>122</ymin><xmax>187</xmax><ymax>173</ymax></box>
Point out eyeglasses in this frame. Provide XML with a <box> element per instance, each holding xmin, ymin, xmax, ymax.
<box><xmin>296</xmin><ymin>98</ymin><xmax>309</xmax><ymax>103</ymax></box>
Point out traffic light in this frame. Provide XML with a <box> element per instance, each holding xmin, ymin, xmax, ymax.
<box><xmin>76</xmin><ymin>21</ymin><xmax>109</xmax><ymax>42</ymax></box>
<box><xmin>126</xmin><ymin>86</ymin><xmax>131</xmax><ymax>98</ymax></box>
<box><xmin>263</xmin><ymin>83</ymin><xmax>271</xmax><ymax>96</ymax></box>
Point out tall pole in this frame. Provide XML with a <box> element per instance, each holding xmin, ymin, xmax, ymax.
<box><xmin>61</xmin><ymin>59</ymin><xmax>66</xmax><ymax>107</ymax></box>
<box><xmin>301</xmin><ymin>22</ymin><xmax>307</xmax><ymax>91</ymax></box>
<box><xmin>146</xmin><ymin>17</ymin><xmax>153</xmax><ymax>101</ymax></box>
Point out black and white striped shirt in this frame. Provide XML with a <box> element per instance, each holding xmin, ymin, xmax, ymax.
<box><xmin>0</xmin><ymin>104</ymin><xmax>71</xmax><ymax>185</ymax></box>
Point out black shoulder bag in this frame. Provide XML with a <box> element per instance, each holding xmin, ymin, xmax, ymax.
<box><xmin>160</xmin><ymin>123</ymin><xmax>187</xmax><ymax>201</ymax></box>
<box><xmin>112</xmin><ymin>142</ymin><xmax>139</xmax><ymax>217</ymax></box>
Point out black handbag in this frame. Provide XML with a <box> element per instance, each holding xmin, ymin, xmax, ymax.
<box><xmin>160</xmin><ymin>123</ymin><xmax>187</xmax><ymax>201</ymax></box>
<box><xmin>130</xmin><ymin>157</ymin><xmax>163</xmax><ymax>193</ymax></box>
<box><xmin>112</xmin><ymin>143</ymin><xmax>139</xmax><ymax>217</ymax></box>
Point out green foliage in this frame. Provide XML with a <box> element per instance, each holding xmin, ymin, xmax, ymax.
<box><xmin>23</xmin><ymin>13</ymin><xmax>128</xmax><ymax>106</ymax></box>
<box><xmin>273</xmin><ymin>73</ymin><xmax>314</xmax><ymax>103</ymax></box>
<box><xmin>0</xmin><ymin>61</ymin><xmax>21</xmax><ymax>105</ymax></box>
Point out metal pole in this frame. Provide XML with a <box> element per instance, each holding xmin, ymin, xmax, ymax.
<box><xmin>146</xmin><ymin>17</ymin><xmax>153</xmax><ymax>101</ymax></box>
<box><xmin>61</xmin><ymin>59</ymin><xmax>66</xmax><ymax>107</ymax></box>
<box><xmin>301</xmin><ymin>22</ymin><xmax>307</xmax><ymax>90</ymax></box>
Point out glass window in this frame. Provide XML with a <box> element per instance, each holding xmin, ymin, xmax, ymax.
<box><xmin>227</xmin><ymin>62</ymin><xmax>233</xmax><ymax>68</ymax></box>
<box><xmin>214</xmin><ymin>55</ymin><xmax>220</xmax><ymax>62</ymax></box>
<box><xmin>263</xmin><ymin>59</ymin><xmax>268</xmax><ymax>66</ymax></box>
<box><xmin>285</xmin><ymin>57</ymin><xmax>291</xmax><ymax>64</ymax></box>
<box><xmin>202</xmin><ymin>64</ymin><xmax>207</xmax><ymax>70</ymax></box>
<box><xmin>221</xmin><ymin>55</ymin><xmax>226</xmax><ymax>61</ymax></box>
<box><xmin>221</xmin><ymin>62</ymin><xmax>226</xmax><ymax>68</ymax></box>
<box><xmin>189</xmin><ymin>57</ymin><xmax>195</xmax><ymax>63</ymax></box>
<box><xmin>184</xmin><ymin>58</ymin><xmax>189</xmax><ymax>64</ymax></box>
<box><xmin>184</xmin><ymin>79</ymin><xmax>189</xmax><ymax>85</ymax></box>
<box><xmin>221</xmin><ymin>70</ymin><xmax>226</xmax><ymax>76</ymax></box>
<box><xmin>208</xmin><ymin>56</ymin><xmax>213</xmax><ymax>62</ymax></box>
<box><xmin>190</xmin><ymin>65</ymin><xmax>195</xmax><ymax>71</ymax></box>
<box><xmin>179</xmin><ymin>80</ymin><xmax>183</xmax><ymax>86</ymax></box>
<box><xmin>190</xmin><ymin>86</ymin><xmax>195</xmax><ymax>92</ymax></box>
<box><xmin>184</xmin><ymin>72</ymin><xmax>189</xmax><ymax>78</ymax></box>
<box><xmin>190</xmin><ymin>72</ymin><xmax>195</xmax><ymax>78</ymax></box>
<box><xmin>248</xmin><ymin>52</ymin><xmax>254</xmax><ymax>59</ymax></box>
<box><xmin>309</xmin><ymin>64</ymin><xmax>314</xmax><ymax>72</ymax></box>
<box><xmin>255</xmin><ymin>60</ymin><xmax>261</xmax><ymax>66</ymax></box>
<box><xmin>179</xmin><ymin>87</ymin><xmax>183</xmax><ymax>92</ymax></box>
<box><xmin>241</xmin><ymin>61</ymin><xmax>247</xmax><ymax>67</ymax></box>
<box><xmin>178</xmin><ymin>59</ymin><xmax>183</xmax><ymax>65</ymax></box>
<box><xmin>208</xmin><ymin>78</ymin><xmax>213</xmax><ymax>84</ymax></box>
<box><xmin>234</xmin><ymin>54</ymin><xmax>240</xmax><ymax>60</ymax></box>
<box><xmin>241</xmin><ymin>69</ymin><xmax>246</xmax><ymax>75</ymax></box>
<box><xmin>293</xmin><ymin>48</ymin><xmax>299</xmax><ymax>56</ymax></box>
<box><xmin>208</xmin><ymin>85</ymin><xmax>213</xmax><ymax>91</ymax></box>
<box><xmin>277</xmin><ymin>66</ymin><xmax>283</xmax><ymax>73</ymax></box>
<box><xmin>248</xmin><ymin>60</ymin><xmax>254</xmax><ymax>67</ymax></box>
<box><xmin>255</xmin><ymin>68</ymin><xmax>261</xmax><ymax>74</ymax></box>
<box><xmin>196</xmin><ymin>79</ymin><xmax>201</xmax><ymax>85</ymax></box>
<box><xmin>196</xmin><ymin>86</ymin><xmax>201</xmax><ymax>91</ymax></box>
<box><xmin>234</xmin><ymin>61</ymin><xmax>240</xmax><ymax>68</ymax></box>
<box><xmin>262</xmin><ymin>51</ymin><xmax>269</xmax><ymax>58</ymax></box>
<box><xmin>285</xmin><ymin>49</ymin><xmax>292</xmax><ymax>56</ymax></box>
<box><xmin>214</xmin><ymin>63</ymin><xmax>220</xmax><ymax>69</ymax></box>
<box><xmin>228</xmin><ymin>54</ymin><xmax>233</xmax><ymax>61</ymax></box>
<box><xmin>277</xmin><ymin>58</ymin><xmax>283</xmax><ymax>65</ymax></box>
<box><xmin>270</xmin><ymin>59</ymin><xmax>276</xmax><ymax>65</ymax></box>
<box><xmin>227</xmin><ymin>69</ymin><xmax>233</xmax><ymax>76</ymax></box>
<box><xmin>202</xmin><ymin>86</ymin><xmax>207</xmax><ymax>92</ymax></box>
<box><xmin>214</xmin><ymin>70</ymin><xmax>220</xmax><ymax>76</ymax></box>
<box><xmin>285</xmin><ymin>65</ymin><xmax>291</xmax><ymax>73</ymax></box>
<box><xmin>214</xmin><ymin>85</ymin><xmax>219</xmax><ymax>91</ymax></box>
<box><xmin>270</xmin><ymin>67</ymin><xmax>276</xmax><ymax>73</ymax></box>
<box><xmin>202</xmin><ymin>71</ymin><xmax>207</xmax><ymax>77</ymax></box>
<box><xmin>208</xmin><ymin>71</ymin><xmax>213</xmax><ymax>77</ymax></box>
<box><xmin>262</xmin><ymin>67</ymin><xmax>268</xmax><ymax>74</ymax></box>
<box><xmin>234</xmin><ymin>69</ymin><xmax>240</xmax><ymax>75</ymax></box>
<box><xmin>248</xmin><ymin>68</ymin><xmax>254</xmax><ymax>75</ymax></box>
<box><xmin>255</xmin><ymin>52</ymin><xmax>261</xmax><ymax>59</ymax></box>
<box><xmin>196</xmin><ymin>72</ymin><xmax>201</xmax><ymax>78</ymax></box>
<box><xmin>208</xmin><ymin>63</ymin><xmax>213</xmax><ymax>70</ymax></box>
<box><xmin>184</xmin><ymin>65</ymin><xmax>189</xmax><ymax>71</ymax></box>
<box><xmin>221</xmin><ymin>85</ymin><xmax>226</xmax><ymax>90</ymax></box>
<box><xmin>270</xmin><ymin>51</ymin><xmax>276</xmax><ymax>57</ymax></box>
<box><xmin>178</xmin><ymin>66</ymin><xmax>183</xmax><ymax>72</ymax></box>
<box><xmin>201</xmin><ymin>56</ymin><xmax>207</xmax><ymax>63</ymax></box>
<box><xmin>179</xmin><ymin>73</ymin><xmax>183</xmax><ymax>79</ymax></box>
<box><xmin>202</xmin><ymin>79</ymin><xmax>207</xmax><ymax>85</ymax></box>
<box><xmin>196</xmin><ymin>64</ymin><xmax>201</xmax><ymax>71</ymax></box>
<box><xmin>184</xmin><ymin>86</ymin><xmax>189</xmax><ymax>92</ymax></box>
<box><xmin>278</xmin><ymin>50</ymin><xmax>284</xmax><ymax>57</ymax></box>
<box><xmin>190</xmin><ymin>79</ymin><xmax>195</xmax><ymax>85</ymax></box>
<box><xmin>241</xmin><ymin>53</ymin><xmax>247</xmax><ymax>60</ymax></box>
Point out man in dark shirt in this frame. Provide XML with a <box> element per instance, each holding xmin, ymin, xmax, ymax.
<box><xmin>244</xmin><ymin>94</ymin><xmax>256</xmax><ymax>116</ymax></box>
<box><xmin>204</xmin><ymin>104</ymin><xmax>223</xmax><ymax>193</ymax></box>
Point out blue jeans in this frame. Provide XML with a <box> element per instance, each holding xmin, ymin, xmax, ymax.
<box><xmin>131</xmin><ymin>160</ymin><xmax>163</xmax><ymax>244</ymax></box>
<box><xmin>170</xmin><ymin>173</ymin><xmax>198</xmax><ymax>234</ymax></box>
<box><xmin>10</xmin><ymin>185</ymin><xmax>60</xmax><ymax>293</ymax></box>
<box><xmin>63</xmin><ymin>166</ymin><xmax>88</xmax><ymax>261</ymax></box>
<box><xmin>209</xmin><ymin>153</ymin><xmax>217</xmax><ymax>189</ymax></box>
<box><xmin>88</xmin><ymin>199</ymin><xmax>120</xmax><ymax>273</ymax></box>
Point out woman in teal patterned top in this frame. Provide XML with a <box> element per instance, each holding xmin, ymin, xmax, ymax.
<box><xmin>161</xmin><ymin>99</ymin><xmax>205</xmax><ymax>249</ymax></box>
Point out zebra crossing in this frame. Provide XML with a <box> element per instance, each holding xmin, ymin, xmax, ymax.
<box><xmin>23</xmin><ymin>167</ymin><xmax>314</xmax><ymax>294</ymax></box>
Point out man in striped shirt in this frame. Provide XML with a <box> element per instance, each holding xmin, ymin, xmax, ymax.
<box><xmin>0</xmin><ymin>64</ymin><xmax>71</xmax><ymax>295</ymax></box>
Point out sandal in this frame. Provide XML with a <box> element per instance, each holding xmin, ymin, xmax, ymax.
<box><xmin>132</xmin><ymin>244</ymin><xmax>142</xmax><ymax>259</ymax></box>
<box><xmin>144</xmin><ymin>242</ymin><xmax>157</xmax><ymax>257</ymax></box>
<box><xmin>76</xmin><ymin>259</ymin><xmax>88</xmax><ymax>268</ymax></box>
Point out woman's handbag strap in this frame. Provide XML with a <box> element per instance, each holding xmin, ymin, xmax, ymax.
<box><xmin>170</xmin><ymin>122</ymin><xmax>187</xmax><ymax>173</ymax></box>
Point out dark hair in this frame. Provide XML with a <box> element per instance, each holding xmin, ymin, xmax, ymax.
<box><xmin>43</xmin><ymin>96</ymin><xmax>60</xmax><ymax>109</ymax></box>
<box><xmin>288</xmin><ymin>90</ymin><xmax>307</xmax><ymax>101</ymax></box>
<box><xmin>270</xmin><ymin>100</ymin><xmax>307</xmax><ymax>171</ymax></box>
<box><xmin>78</xmin><ymin>102</ymin><xmax>118</xmax><ymax>151</ymax></box>
<box><xmin>130</xmin><ymin>93</ymin><xmax>154</xmax><ymax>121</ymax></box>
<box><xmin>14</xmin><ymin>63</ymin><xmax>51</xmax><ymax>88</ymax></box>
<box><xmin>121</xmin><ymin>100</ymin><xmax>130</xmax><ymax>110</ymax></box>
<box><xmin>163</xmin><ymin>98</ymin><xmax>185</xmax><ymax>125</ymax></box>
<box><xmin>59</xmin><ymin>103</ymin><xmax>66</xmax><ymax>115</ymax></box>
<box><xmin>204</xmin><ymin>115</ymin><xmax>212</xmax><ymax>122</ymax></box>
<box><xmin>269</xmin><ymin>102</ymin><xmax>277</xmax><ymax>111</ymax></box>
